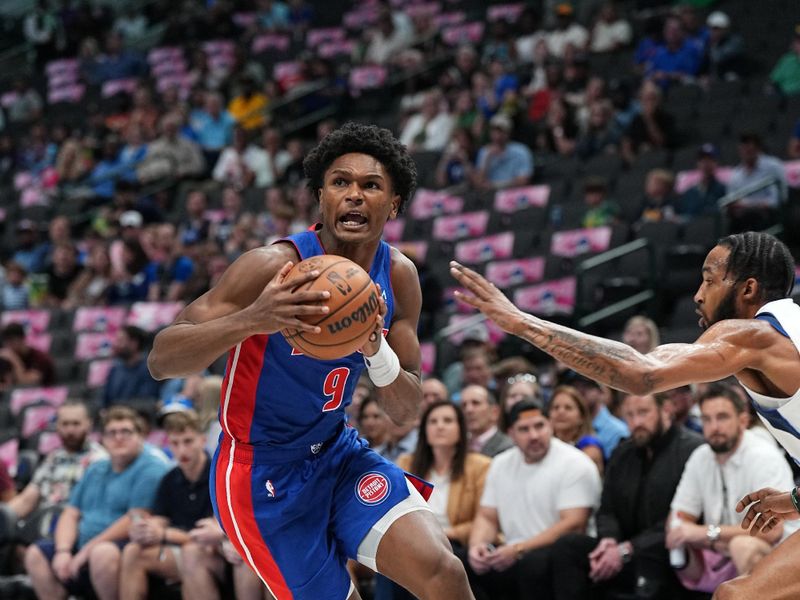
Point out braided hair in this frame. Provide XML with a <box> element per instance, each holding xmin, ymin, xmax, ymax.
<box><xmin>717</xmin><ymin>232</ymin><xmax>795</xmax><ymax>302</ymax></box>
<box><xmin>303</xmin><ymin>122</ymin><xmax>417</xmax><ymax>214</ymax></box>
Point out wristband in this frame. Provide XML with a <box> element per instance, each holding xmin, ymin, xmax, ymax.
<box><xmin>791</xmin><ymin>487</ymin><xmax>800</xmax><ymax>514</ymax></box>
<box><xmin>363</xmin><ymin>336</ymin><xmax>401</xmax><ymax>387</ymax></box>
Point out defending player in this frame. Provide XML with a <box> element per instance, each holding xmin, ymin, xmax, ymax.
<box><xmin>148</xmin><ymin>123</ymin><xmax>474</xmax><ymax>600</ymax></box>
<box><xmin>450</xmin><ymin>231</ymin><xmax>800</xmax><ymax>599</ymax></box>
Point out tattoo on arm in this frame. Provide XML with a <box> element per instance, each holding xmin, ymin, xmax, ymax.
<box><xmin>520</xmin><ymin>318</ymin><xmax>663</xmax><ymax>394</ymax></box>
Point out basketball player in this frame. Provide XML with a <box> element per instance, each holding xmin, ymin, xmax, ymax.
<box><xmin>450</xmin><ymin>231</ymin><xmax>800</xmax><ymax>599</ymax></box>
<box><xmin>148</xmin><ymin>123</ymin><xmax>474</xmax><ymax>600</ymax></box>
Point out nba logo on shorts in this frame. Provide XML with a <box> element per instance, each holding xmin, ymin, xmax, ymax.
<box><xmin>355</xmin><ymin>472</ymin><xmax>390</xmax><ymax>506</ymax></box>
<box><xmin>265</xmin><ymin>480</ymin><xmax>276</xmax><ymax>498</ymax></box>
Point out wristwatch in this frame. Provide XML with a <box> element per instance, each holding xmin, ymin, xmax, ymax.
<box><xmin>706</xmin><ymin>524</ymin><xmax>721</xmax><ymax>546</ymax></box>
<box><xmin>618</xmin><ymin>542</ymin><xmax>632</xmax><ymax>564</ymax></box>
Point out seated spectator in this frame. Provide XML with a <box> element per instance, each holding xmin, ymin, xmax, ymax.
<box><xmin>676</xmin><ymin>143</ymin><xmax>727</xmax><ymax>218</ymax></box>
<box><xmin>664</xmin><ymin>385</ymin><xmax>703</xmax><ymax>435</ymax></box>
<box><xmin>227</xmin><ymin>76</ymin><xmax>268</xmax><ymax>131</ymax></box>
<box><xmin>589</xmin><ymin>2</ymin><xmax>632</xmax><ymax>54</ymax></box>
<box><xmin>277</xmin><ymin>138</ymin><xmax>306</xmax><ymax>187</ymax></box>
<box><xmin>576</xmin><ymin>100</ymin><xmax>619</xmax><ymax>159</ymax></box>
<box><xmin>634</xmin><ymin>16</ymin><xmax>664</xmax><ymax>74</ymax></box>
<box><xmin>6</xmin><ymin>78</ymin><xmax>43</xmax><ymax>124</ymax></box>
<box><xmin>192</xmin><ymin>92</ymin><xmax>236</xmax><ymax>168</ymax></box>
<box><xmin>177</xmin><ymin>190</ymin><xmax>211</xmax><ymax>244</ymax></box>
<box><xmin>102</xmin><ymin>325</ymin><xmax>161</xmax><ymax>406</ymax></box>
<box><xmin>399</xmin><ymin>89</ymin><xmax>455</xmax><ymax>153</ymax></box>
<box><xmin>364</xmin><ymin>9</ymin><xmax>414</xmax><ymax>65</ymax></box>
<box><xmin>126</xmin><ymin>88</ymin><xmax>160</xmax><ymax>142</ymax></box>
<box><xmin>86</xmin><ymin>136</ymin><xmax>123</xmax><ymax>202</ymax></box>
<box><xmin>581</xmin><ymin>177</ymin><xmax>621</xmax><ymax>228</ymax></box>
<box><xmin>646</xmin><ymin>16</ymin><xmax>702</xmax><ymax>89</ymax></box>
<box><xmin>790</xmin><ymin>118</ymin><xmax>800</xmax><ymax>159</ymax></box>
<box><xmin>667</xmin><ymin>383</ymin><xmax>795</xmax><ymax>593</ymax></box>
<box><xmin>54</xmin><ymin>128</ymin><xmax>90</xmax><ymax>184</ymax></box>
<box><xmin>621</xmin><ymin>315</ymin><xmax>660</xmax><ymax>355</ymax></box>
<box><xmin>435</xmin><ymin>127</ymin><xmax>476</xmax><ymax>188</ymax></box>
<box><xmin>549</xmin><ymin>392</ymin><xmax>702</xmax><ymax>600</ymax></box>
<box><xmin>514</xmin><ymin>7</ymin><xmax>546</xmax><ymax>63</ymax></box>
<box><xmin>2</xmin><ymin>261</ymin><xmax>30</xmax><ymax>310</ymax></box>
<box><xmin>256</xmin><ymin>127</ymin><xmax>293</xmax><ymax>188</ymax></box>
<box><xmin>214</xmin><ymin>127</ymin><xmax>263</xmax><ymax>190</ymax></box>
<box><xmin>65</xmin><ymin>243</ymin><xmax>113</xmax><ymax>308</ymax></box>
<box><xmin>473</xmin><ymin>114</ymin><xmax>534</xmax><ymax>191</ymax></box>
<box><xmin>727</xmin><ymin>132</ymin><xmax>788</xmax><ymax>232</ymax></box>
<box><xmin>146</xmin><ymin>224</ymin><xmax>195</xmax><ymax>302</ymax></box>
<box><xmin>107</xmin><ymin>237</ymin><xmax>151</xmax><ymax>305</ymax></box>
<box><xmin>770</xmin><ymin>24</ymin><xmax>800</xmax><ymax>96</ymax></box>
<box><xmin>12</xmin><ymin>220</ymin><xmax>48</xmax><ymax>275</ymax></box>
<box><xmin>467</xmin><ymin>400</ymin><xmax>601</xmax><ymax>597</ymax></box>
<box><xmin>462</xmin><ymin>385</ymin><xmax>514</xmax><ymax>458</ymax></box>
<box><xmin>498</xmin><ymin>373</ymin><xmax>540</xmax><ymax>427</ymax></box>
<box><xmin>4</xmin><ymin>401</ymin><xmax>107</xmax><ymax>537</ymax></box>
<box><xmin>636</xmin><ymin>168</ymin><xmax>678</xmax><ymax>225</ymax></box>
<box><xmin>547</xmin><ymin>3</ymin><xmax>589</xmax><ymax>59</ymax></box>
<box><xmin>704</xmin><ymin>11</ymin><xmax>745</xmax><ymax>81</ymax></box>
<box><xmin>383</xmin><ymin>401</ymin><xmax>490</xmax><ymax>599</ymax></box>
<box><xmin>0</xmin><ymin>322</ymin><xmax>55</xmax><ymax>385</ymax></box>
<box><xmin>137</xmin><ymin>113</ymin><xmax>205</xmax><ymax>183</ymax></box>
<box><xmin>373</xmin><ymin>408</ymin><xmax>420</xmax><ymax>465</ymax></box>
<box><xmin>537</xmin><ymin>98</ymin><xmax>578</xmax><ymax>157</ymax></box>
<box><xmin>549</xmin><ymin>385</ymin><xmax>605</xmax><ymax>473</ymax></box>
<box><xmin>357</xmin><ymin>396</ymin><xmax>390</xmax><ymax>449</ymax></box>
<box><xmin>675</xmin><ymin>4</ymin><xmax>708</xmax><ymax>55</ymax></box>
<box><xmin>24</xmin><ymin>406</ymin><xmax>169</xmax><ymax>600</ymax></box>
<box><xmin>119</xmin><ymin>410</ymin><xmax>212</xmax><ymax>600</ymax></box>
<box><xmin>81</xmin><ymin>31</ymin><xmax>146</xmax><ymax>86</ymax></box>
<box><xmin>45</xmin><ymin>243</ymin><xmax>83</xmax><ymax>307</ymax></box>
<box><xmin>622</xmin><ymin>81</ymin><xmax>675</xmax><ymax>163</ymax></box>
<box><xmin>116</xmin><ymin>124</ymin><xmax>148</xmax><ymax>183</ymax></box>
<box><xmin>422</xmin><ymin>377</ymin><xmax>450</xmax><ymax>409</ymax></box>
<box><xmin>563</xmin><ymin>373</ymin><xmax>628</xmax><ymax>460</ymax></box>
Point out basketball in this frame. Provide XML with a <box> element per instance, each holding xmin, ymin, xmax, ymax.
<box><xmin>281</xmin><ymin>255</ymin><xmax>381</xmax><ymax>360</ymax></box>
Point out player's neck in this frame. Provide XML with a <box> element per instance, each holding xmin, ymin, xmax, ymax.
<box><xmin>317</xmin><ymin>229</ymin><xmax>380</xmax><ymax>271</ymax></box>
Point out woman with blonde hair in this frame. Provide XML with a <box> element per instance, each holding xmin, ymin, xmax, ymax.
<box><xmin>622</xmin><ymin>315</ymin><xmax>659</xmax><ymax>354</ymax></box>
<box><xmin>549</xmin><ymin>385</ymin><xmax>604</xmax><ymax>473</ymax></box>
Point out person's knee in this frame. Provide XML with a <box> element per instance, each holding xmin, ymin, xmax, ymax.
<box><xmin>426</xmin><ymin>546</ymin><xmax>465</xmax><ymax>582</ymax></box>
<box><xmin>728</xmin><ymin>535</ymin><xmax>770</xmax><ymax>574</ymax></box>
<box><xmin>24</xmin><ymin>544</ymin><xmax>49</xmax><ymax>576</ymax></box>
<box><xmin>89</xmin><ymin>542</ymin><xmax>122</xmax><ymax>574</ymax></box>
<box><xmin>121</xmin><ymin>542</ymin><xmax>143</xmax><ymax>567</ymax></box>
<box><xmin>180</xmin><ymin>542</ymin><xmax>206</xmax><ymax>575</ymax></box>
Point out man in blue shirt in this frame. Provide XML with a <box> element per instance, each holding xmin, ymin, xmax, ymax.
<box><xmin>647</xmin><ymin>16</ymin><xmax>701</xmax><ymax>89</ymax></box>
<box><xmin>24</xmin><ymin>406</ymin><xmax>169</xmax><ymax>600</ymax></box>
<box><xmin>676</xmin><ymin>143</ymin><xmax>727</xmax><ymax>218</ymax></box>
<box><xmin>473</xmin><ymin>114</ymin><xmax>534</xmax><ymax>190</ymax></box>
<box><xmin>191</xmin><ymin>92</ymin><xmax>236</xmax><ymax>169</ymax></box>
<box><xmin>103</xmin><ymin>326</ymin><xmax>161</xmax><ymax>407</ymax></box>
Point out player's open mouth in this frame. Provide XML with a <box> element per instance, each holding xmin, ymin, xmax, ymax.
<box><xmin>696</xmin><ymin>309</ymin><xmax>707</xmax><ymax>328</ymax></box>
<box><xmin>339</xmin><ymin>212</ymin><xmax>368</xmax><ymax>229</ymax></box>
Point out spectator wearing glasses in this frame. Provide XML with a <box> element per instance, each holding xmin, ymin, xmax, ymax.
<box><xmin>25</xmin><ymin>406</ymin><xmax>169</xmax><ymax>600</ymax></box>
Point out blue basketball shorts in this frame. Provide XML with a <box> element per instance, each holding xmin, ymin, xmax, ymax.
<box><xmin>210</xmin><ymin>425</ymin><xmax>430</xmax><ymax>600</ymax></box>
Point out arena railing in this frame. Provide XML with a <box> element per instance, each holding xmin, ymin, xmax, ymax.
<box><xmin>575</xmin><ymin>237</ymin><xmax>657</xmax><ymax>329</ymax></box>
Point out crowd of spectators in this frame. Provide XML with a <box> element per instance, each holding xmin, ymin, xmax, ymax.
<box><xmin>0</xmin><ymin>0</ymin><xmax>797</xmax><ymax>598</ymax></box>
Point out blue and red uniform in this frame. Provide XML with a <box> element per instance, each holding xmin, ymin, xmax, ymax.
<box><xmin>210</xmin><ymin>231</ymin><xmax>427</xmax><ymax>600</ymax></box>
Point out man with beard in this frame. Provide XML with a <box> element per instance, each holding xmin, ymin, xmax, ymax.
<box><xmin>547</xmin><ymin>392</ymin><xmax>701</xmax><ymax>599</ymax></box>
<box><xmin>3</xmin><ymin>401</ymin><xmax>107</xmax><ymax>543</ymax></box>
<box><xmin>667</xmin><ymin>383</ymin><xmax>794</xmax><ymax>593</ymax></box>
<box><xmin>449</xmin><ymin>231</ymin><xmax>800</xmax><ymax>599</ymax></box>
<box><xmin>102</xmin><ymin>325</ymin><xmax>160</xmax><ymax>406</ymax></box>
<box><xmin>468</xmin><ymin>399</ymin><xmax>601</xmax><ymax>600</ymax></box>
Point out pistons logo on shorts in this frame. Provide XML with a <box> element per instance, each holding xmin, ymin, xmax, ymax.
<box><xmin>355</xmin><ymin>472</ymin><xmax>391</xmax><ymax>506</ymax></box>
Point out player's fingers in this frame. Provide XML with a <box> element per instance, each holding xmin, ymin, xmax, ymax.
<box><xmin>736</xmin><ymin>493</ymin><xmax>759</xmax><ymax>513</ymax></box>
<box><xmin>282</xmin><ymin>319</ymin><xmax>321</xmax><ymax>334</ymax></box>
<box><xmin>452</xmin><ymin>290</ymin><xmax>480</xmax><ymax>308</ymax></box>
<box><xmin>740</xmin><ymin>506</ymin><xmax>758</xmax><ymax>528</ymax></box>
<box><xmin>279</xmin><ymin>267</ymin><xmax>320</xmax><ymax>289</ymax></box>
<box><xmin>290</xmin><ymin>304</ymin><xmax>330</xmax><ymax>316</ymax></box>
<box><xmin>274</xmin><ymin>261</ymin><xmax>295</xmax><ymax>284</ymax></box>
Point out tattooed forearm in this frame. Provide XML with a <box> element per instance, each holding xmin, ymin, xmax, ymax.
<box><xmin>519</xmin><ymin>315</ymin><xmax>663</xmax><ymax>394</ymax></box>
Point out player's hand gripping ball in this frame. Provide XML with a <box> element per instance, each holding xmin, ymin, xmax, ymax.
<box><xmin>281</xmin><ymin>255</ymin><xmax>380</xmax><ymax>360</ymax></box>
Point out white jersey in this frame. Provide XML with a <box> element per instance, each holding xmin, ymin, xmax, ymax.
<box><xmin>739</xmin><ymin>299</ymin><xmax>800</xmax><ymax>462</ymax></box>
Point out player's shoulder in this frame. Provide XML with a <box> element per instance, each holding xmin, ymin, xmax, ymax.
<box><xmin>388</xmin><ymin>244</ymin><xmax>418</xmax><ymax>277</ymax></box>
<box><xmin>701</xmin><ymin>318</ymin><xmax>784</xmax><ymax>349</ymax></box>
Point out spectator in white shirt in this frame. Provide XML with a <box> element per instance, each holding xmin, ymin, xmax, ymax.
<box><xmin>727</xmin><ymin>132</ymin><xmax>787</xmax><ymax>232</ymax></box>
<box><xmin>667</xmin><ymin>383</ymin><xmax>795</xmax><ymax>593</ymax></box>
<box><xmin>213</xmin><ymin>126</ymin><xmax>268</xmax><ymax>189</ymax></box>
<box><xmin>399</xmin><ymin>89</ymin><xmax>455</xmax><ymax>153</ymax></box>
<box><xmin>548</xmin><ymin>3</ymin><xmax>589</xmax><ymax>59</ymax></box>
<box><xmin>467</xmin><ymin>399</ymin><xmax>601</xmax><ymax>597</ymax></box>
<box><xmin>590</xmin><ymin>2</ymin><xmax>632</xmax><ymax>53</ymax></box>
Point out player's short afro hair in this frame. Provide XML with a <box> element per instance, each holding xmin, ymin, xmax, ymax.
<box><xmin>303</xmin><ymin>122</ymin><xmax>417</xmax><ymax>214</ymax></box>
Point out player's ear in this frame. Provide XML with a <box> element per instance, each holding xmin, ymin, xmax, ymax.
<box><xmin>388</xmin><ymin>193</ymin><xmax>400</xmax><ymax>220</ymax></box>
<box><xmin>741</xmin><ymin>277</ymin><xmax>759</xmax><ymax>301</ymax></box>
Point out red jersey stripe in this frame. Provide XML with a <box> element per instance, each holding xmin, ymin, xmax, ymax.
<box><xmin>221</xmin><ymin>335</ymin><xmax>269</xmax><ymax>441</ymax></box>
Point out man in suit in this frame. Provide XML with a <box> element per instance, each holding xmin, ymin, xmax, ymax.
<box><xmin>462</xmin><ymin>384</ymin><xmax>514</xmax><ymax>458</ymax></box>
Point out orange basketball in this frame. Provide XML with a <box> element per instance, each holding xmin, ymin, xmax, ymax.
<box><xmin>281</xmin><ymin>255</ymin><xmax>381</xmax><ymax>360</ymax></box>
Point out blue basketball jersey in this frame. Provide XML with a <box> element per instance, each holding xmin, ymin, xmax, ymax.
<box><xmin>217</xmin><ymin>230</ymin><xmax>395</xmax><ymax>452</ymax></box>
